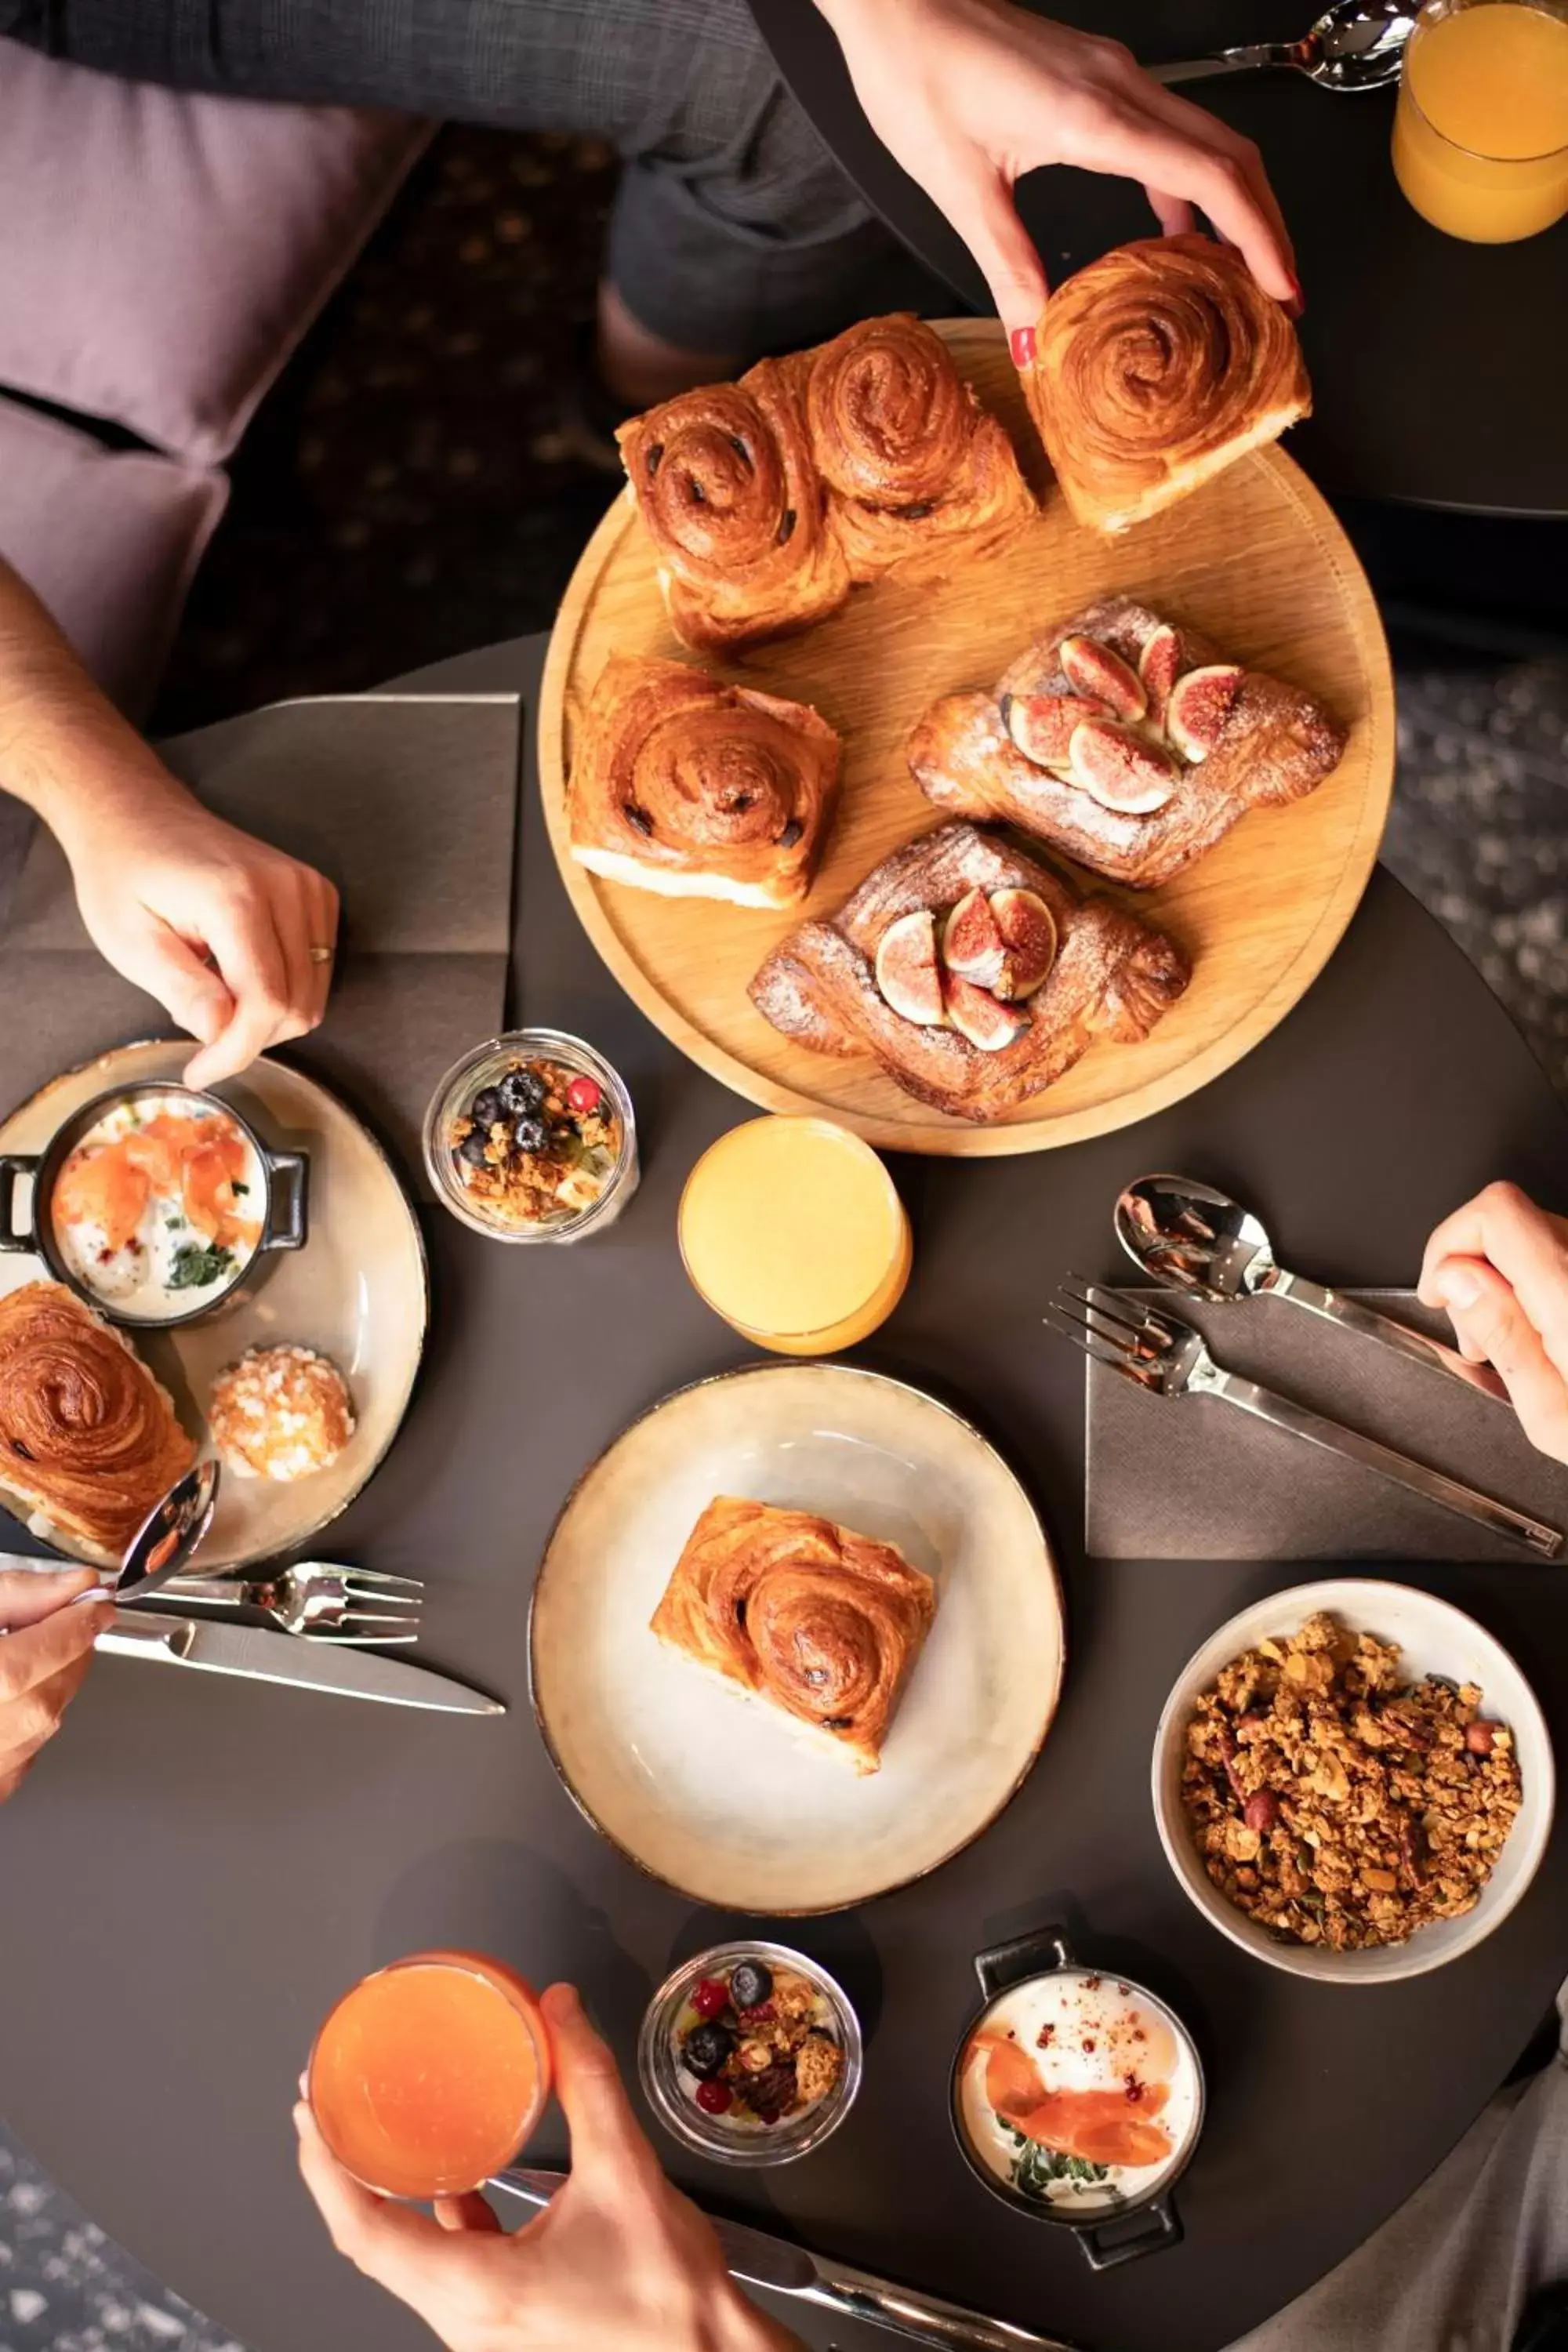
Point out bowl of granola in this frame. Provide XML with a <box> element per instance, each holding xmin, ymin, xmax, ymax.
<box><xmin>637</xmin><ymin>1941</ymin><xmax>861</xmax><ymax>2166</ymax></box>
<box><xmin>423</xmin><ymin>1030</ymin><xmax>637</xmax><ymax>1244</ymax></box>
<box><xmin>1153</xmin><ymin>1581</ymin><xmax>1553</xmax><ymax>1984</ymax></box>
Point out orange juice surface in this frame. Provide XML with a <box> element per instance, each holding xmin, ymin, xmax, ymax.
<box><xmin>679</xmin><ymin>1116</ymin><xmax>911</xmax><ymax>1354</ymax></box>
<box><xmin>1395</xmin><ymin>2</ymin><xmax>1568</xmax><ymax>239</ymax></box>
<box><xmin>309</xmin><ymin>1953</ymin><xmax>548</xmax><ymax>2200</ymax></box>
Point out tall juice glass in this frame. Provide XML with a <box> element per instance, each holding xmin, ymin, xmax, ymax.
<box><xmin>307</xmin><ymin>1952</ymin><xmax>551</xmax><ymax>2200</ymax></box>
<box><xmin>678</xmin><ymin>1116</ymin><xmax>912</xmax><ymax>1356</ymax></box>
<box><xmin>1392</xmin><ymin>0</ymin><xmax>1568</xmax><ymax>241</ymax></box>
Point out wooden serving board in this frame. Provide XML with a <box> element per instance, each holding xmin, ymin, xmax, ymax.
<box><xmin>539</xmin><ymin>321</ymin><xmax>1395</xmax><ymax>1156</ymax></box>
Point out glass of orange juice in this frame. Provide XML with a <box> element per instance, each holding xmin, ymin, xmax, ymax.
<box><xmin>307</xmin><ymin>1951</ymin><xmax>551</xmax><ymax>2201</ymax></box>
<box><xmin>678</xmin><ymin>1116</ymin><xmax>912</xmax><ymax>1356</ymax></box>
<box><xmin>1392</xmin><ymin>0</ymin><xmax>1568</xmax><ymax>241</ymax></box>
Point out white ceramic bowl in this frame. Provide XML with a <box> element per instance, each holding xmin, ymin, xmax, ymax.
<box><xmin>1152</xmin><ymin>1578</ymin><xmax>1554</xmax><ymax>1984</ymax></box>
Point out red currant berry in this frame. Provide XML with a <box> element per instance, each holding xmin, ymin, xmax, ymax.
<box><xmin>753</xmin><ymin>2108</ymin><xmax>780</xmax><ymax>2126</ymax></box>
<box><xmin>566</xmin><ymin>1075</ymin><xmax>602</xmax><ymax>1115</ymax></box>
<box><xmin>691</xmin><ymin>1977</ymin><xmax>731</xmax><ymax>2020</ymax></box>
<box><xmin>695</xmin><ymin>2079</ymin><xmax>732</xmax><ymax>2115</ymax></box>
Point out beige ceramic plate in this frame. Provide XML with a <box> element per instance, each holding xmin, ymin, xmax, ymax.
<box><xmin>529</xmin><ymin>1362</ymin><xmax>1065</xmax><ymax>1913</ymax></box>
<box><xmin>0</xmin><ymin>1042</ymin><xmax>427</xmax><ymax>1571</ymax></box>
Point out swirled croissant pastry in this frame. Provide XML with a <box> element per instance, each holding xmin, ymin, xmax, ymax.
<box><xmin>803</xmin><ymin>314</ymin><xmax>1036</xmax><ymax>586</ymax></box>
<box><xmin>909</xmin><ymin>596</ymin><xmax>1346</xmax><ymax>889</ymax></box>
<box><xmin>569</xmin><ymin>655</ymin><xmax>842</xmax><ymax>908</ymax></box>
<box><xmin>616</xmin><ymin>361</ymin><xmax>850</xmax><ymax>655</ymax></box>
<box><xmin>1021</xmin><ymin>237</ymin><xmax>1310</xmax><ymax>534</ymax></box>
<box><xmin>750</xmin><ymin>820</ymin><xmax>1189</xmax><ymax>1123</ymax></box>
<box><xmin>0</xmin><ymin>1282</ymin><xmax>195</xmax><ymax>1558</ymax></box>
<box><xmin>652</xmin><ymin>1496</ymin><xmax>937</xmax><ymax>1773</ymax></box>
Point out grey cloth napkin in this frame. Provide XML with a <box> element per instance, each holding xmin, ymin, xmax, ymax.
<box><xmin>0</xmin><ymin>691</ymin><xmax>521</xmax><ymax>1194</ymax></box>
<box><xmin>1085</xmin><ymin>1287</ymin><xmax>1568</xmax><ymax>1561</ymax></box>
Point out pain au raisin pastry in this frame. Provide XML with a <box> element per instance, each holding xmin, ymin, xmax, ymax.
<box><xmin>802</xmin><ymin>314</ymin><xmax>1036</xmax><ymax>586</ymax></box>
<box><xmin>909</xmin><ymin>597</ymin><xmax>1346</xmax><ymax>891</ymax></box>
<box><xmin>1020</xmin><ymin>237</ymin><xmax>1310</xmax><ymax>534</ymax></box>
<box><xmin>0</xmin><ymin>1282</ymin><xmax>195</xmax><ymax>1557</ymax></box>
<box><xmin>651</xmin><ymin>1495</ymin><xmax>937</xmax><ymax>1774</ymax></box>
<box><xmin>616</xmin><ymin>362</ymin><xmax>849</xmax><ymax>655</ymax></box>
<box><xmin>750</xmin><ymin>819</ymin><xmax>1189</xmax><ymax>1123</ymax></box>
<box><xmin>568</xmin><ymin>654</ymin><xmax>842</xmax><ymax>908</ymax></box>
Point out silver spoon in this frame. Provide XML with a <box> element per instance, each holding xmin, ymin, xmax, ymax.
<box><xmin>114</xmin><ymin>1460</ymin><xmax>221</xmax><ymax>1602</ymax></box>
<box><xmin>1114</xmin><ymin>1174</ymin><xmax>1508</xmax><ymax>1404</ymax></box>
<box><xmin>1149</xmin><ymin>0</ymin><xmax>1417</xmax><ymax>89</ymax></box>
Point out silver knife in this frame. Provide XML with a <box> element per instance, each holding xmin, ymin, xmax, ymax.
<box><xmin>97</xmin><ymin>1610</ymin><xmax>503</xmax><ymax>1715</ymax></box>
<box><xmin>491</xmin><ymin>2169</ymin><xmax>1078</xmax><ymax>2352</ymax></box>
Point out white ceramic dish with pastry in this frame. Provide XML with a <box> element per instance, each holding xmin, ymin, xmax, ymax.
<box><xmin>1152</xmin><ymin>1577</ymin><xmax>1554</xmax><ymax>1984</ymax></box>
<box><xmin>529</xmin><ymin>1361</ymin><xmax>1065</xmax><ymax>1913</ymax></box>
<box><xmin>0</xmin><ymin>1041</ymin><xmax>427</xmax><ymax>1572</ymax></box>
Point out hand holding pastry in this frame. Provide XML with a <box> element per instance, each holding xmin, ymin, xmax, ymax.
<box><xmin>1419</xmin><ymin>1183</ymin><xmax>1568</xmax><ymax>1465</ymax></box>
<box><xmin>812</xmin><ymin>0</ymin><xmax>1298</xmax><ymax>341</ymax></box>
<box><xmin>297</xmin><ymin>1980</ymin><xmax>804</xmax><ymax>2352</ymax></box>
<box><xmin>0</xmin><ymin>1568</ymin><xmax>111</xmax><ymax>1806</ymax></box>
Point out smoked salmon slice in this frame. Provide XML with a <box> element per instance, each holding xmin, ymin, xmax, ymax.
<box><xmin>54</xmin><ymin>1149</ymin><xmax>148</xmax><ymax>1255</ymax></box>
<box><xmin>971</xmin><ymin>2033</ymin><xmax>1174</xmax><ymax>2169</ymax></box>
<box><xmin>180</xmin><ymin>1134</ymin><xmax>260</xmax><ymax>1252</ymax></box>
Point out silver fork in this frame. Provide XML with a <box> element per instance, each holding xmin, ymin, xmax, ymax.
<box><xmin>127</xmin><ymin>1563</ymin><xmax>423</xmax><ymax>1644</ymax></box>
<box><xmin>1046</xmin><ymin>1278</ymin><xmax>1563</xmax><ymax>1559</ymax></box>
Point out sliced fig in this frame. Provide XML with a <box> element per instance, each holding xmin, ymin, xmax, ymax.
<box><xmin>1068</xmin><ymin>717</ymin><xmax>1179</xmax><ymax>815</ymax></box>
<box><xmin>990</xmin><ymin>887</ymin><xmax>1058</xmax><ymax>1001</ymax></box>
<box><xmin>874</xmin><ymin>909</ymin><xmax>946</xmax><ymax>1028</ymax></box>
<box><xmin>1166</xmin><ymin>663</ymin><xmax>1243</xmax><ymax>764</ymax></box>
<box><xmin>1058</xmin><ymin>634</ymin><xmax>1146</xmax><ymax>723</ymax></box>
<box><xmin>1001</xmin><ymin>690</ymin><xmax>1110</xmax><ymax>771</ymax></box>
<box><xmin>941</xmin><ymin>885</ymin><xmax>1007</xmax><ymax>991</ymax></box>
<box><xmin>1138</xmin><ymin>625</ymin><xmax>1182</xmax><ymax>731</ymax></box>
<box><xmin>943</xmin><ymin>971</ymin><xmax>1029</xmax><ymax>1053</ymax></box>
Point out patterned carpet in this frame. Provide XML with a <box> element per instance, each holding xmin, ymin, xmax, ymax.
<box><xmin>2</xmin><ymin>122</ymin><xmax>1567</xmax><ymax>2352</ymax></box>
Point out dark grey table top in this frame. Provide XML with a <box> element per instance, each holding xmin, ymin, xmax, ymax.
<box><xmin>2</xmin><ymin>631</ymin><xmax>1566</xmax><ymax>2352</ymax></box>
<box><xmin>747</xmin><ymin>0</ymin><xmax>1568</xmax><ymax>517</ymax></box>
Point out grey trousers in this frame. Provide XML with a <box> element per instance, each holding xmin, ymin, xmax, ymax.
<box><xmin>1235</xmin><ymin>1991</ymin><xmax>1568</xmax><ymax>2352</ymax></box>
<box><xmin>0</xmin><ymin>0</ymin><xmax>900</xmax><ymax>353</ymax></box>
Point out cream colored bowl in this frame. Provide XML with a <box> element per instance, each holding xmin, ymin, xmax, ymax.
<box><xmin>1153</xmin><ymin>1578</ymin><xmax>1554</xmax><ymax>1984</ymax></box>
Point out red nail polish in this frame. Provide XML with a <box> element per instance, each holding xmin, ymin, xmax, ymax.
<box><xmin>1009</xmin><ymin>326</ymin><xmax>1037</xmax><ymax>371</ymax></box>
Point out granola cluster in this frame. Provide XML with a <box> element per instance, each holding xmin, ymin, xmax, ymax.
<box><xmin>1181</xmin><ymin>1612</ymin><xmax>1523</xmax><ymax>1951</ymax></box>
<box><xmin>675</xmin><ymin>1955</ymin><xmax>844</xmax><ymax>2127</ymax></box>
<box><xmin>449</xmin><ymin>1056</ymin><xmax>621</xmax><ymax>1231</ymax></box>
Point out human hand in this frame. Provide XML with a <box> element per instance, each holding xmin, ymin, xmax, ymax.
<box><xmin>1419</xmin><ymin>1181</ymin><xmax>1568</xmax><ymax>1464</ymax></box>
<box><xmin>0</xmin><ymin>1569</ymin><xmax>111</xmax><ymax>1805</ymax></box>
<box><xmin>296</xmin><ymin>1980</ymin><xmax>801</xmax><ymax>2352</ymax></box>
<box><xmin>56</xmin><ymin>775</ymin><xmax>339</xmax><ymax>1092</ymax></box>
<box><xmin>816</xmin><ymin>0</ymin><xmax>1298</xmax><ymax>346</ymax></box>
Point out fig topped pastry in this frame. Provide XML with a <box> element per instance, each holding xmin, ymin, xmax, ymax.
<box><xmin>909</xmin><ymin>596</ymin><xmax>1346</xmax><ymax>890</ymax></box>
<box><xmin>750</xmin><ymin>820</ymin><xmax>1189</xmax><ymax>1123</ymax></box>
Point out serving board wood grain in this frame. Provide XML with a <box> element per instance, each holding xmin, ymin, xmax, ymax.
<box><xmin>539</xmin><ymin>320</ymin><xmax>1395</xmax><ymax>1156</ymax></box>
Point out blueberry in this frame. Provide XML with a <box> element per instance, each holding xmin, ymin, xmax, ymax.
<box><xmin>729</xmin><ymin>1960</ymin><xmax>772</xmax><ymax>2010</ymax></box>
<box><xmin>682</xmin><ymin>2021</ymin><xmax>735</xmax><ymax>2080</ymax></box>
<box><xmin>499</xmin><ymin>1068</ymin><xmax>546</xmax><ymax>1116</ymax></box>
<box><xmin>513</xmin><ymin>1116</ymin><xmax>549</xmax><ymax>1154</ymax></box>
<box><xmin>456</xmin><ymin>1129</ymin><xmax>491</xmax><ymax>1168</ymax></box>
<box><xmin>470</xmin><ymin>1087</ymin><xmax>504</xmax><ymax>1127</ymax></box>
